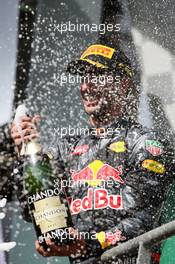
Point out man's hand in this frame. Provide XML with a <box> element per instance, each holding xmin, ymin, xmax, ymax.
<box><xmin>35</xmin><ymin>228</ymin><xmax>86</xmax><ymax>258</ymax></box>
<box><xmin>11</xmin><ymin>115</ymin><xmax>40</xmax><ymax>148</ymax></box>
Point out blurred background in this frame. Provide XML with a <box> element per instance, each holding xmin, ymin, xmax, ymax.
<box><xmin>0</xmin><ymin>0</ymin><xmax>175</xmax><ymax>263</ymax></box>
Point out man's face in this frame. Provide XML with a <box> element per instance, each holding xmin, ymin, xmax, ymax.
<box><xmin>80</xmin><ymin>73</ymin><xmax>129</xmax><ymax>118</ymax></box>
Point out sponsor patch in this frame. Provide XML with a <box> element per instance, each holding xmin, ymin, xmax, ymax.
<box><xmin>96</xmin><ymin>229</ymin><xmax>126</xmax><ymax>249</ymax></box>
<box><xmin>70</xmin><ymin>188</ymin><xmax>123</xmax><ymax>215</ymax></box>
<box><xmin>71</xmin><ymin>144</ymin><xmax>89</xmax><ymax>155</ymax></box>
<box><xmin>80</xmin><ymin>44</ymin><xmax>115</xmax><ymax>60</ymax></box>
<box><xmin>80</xmin><ymin>58</ymin><xmax>107</xmax><ymax>69</ymax></box>
<box><xmin>71</xmin><ymin>159</ymin><xmax>124</xmax><ymax>187</ymax></box>
<box><xmin>145</xmin><ymin>140</ymin><xmax>163</xmax><ymax>156</ymax></box>
<box><xmin>142</xmin><ymin>159</ymin><xmax>165</xmax><ymax>174</ymax></box>
<box><xmin>46</xmin><ymin>152</ymin><xmax>54</xmax><ymax>160</ymax></box>
<box><xmin>109</xmin><ymin>141</ymin><xmax>126</xmax><ymax>153</ymax></box>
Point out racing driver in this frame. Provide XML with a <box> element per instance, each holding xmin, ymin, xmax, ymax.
<box><xmin>11</xmin><ymin>41</ymin><xmax>175</xmax><ymax>264</ymax></box>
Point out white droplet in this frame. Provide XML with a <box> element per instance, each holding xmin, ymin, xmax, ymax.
<box><xmin>0</xmin><ymin>242</ymin><xmax>16</xmax><ymax>251</ymax></box>
<box><xmin>0</xmin><ymin>198</ymin><xmax>7</xmax><ymax>208</ymax></box>
<box><xmin>0</xmin><ymin>213</ymin><xmax>5</xmax><ymax>219</ymax></box>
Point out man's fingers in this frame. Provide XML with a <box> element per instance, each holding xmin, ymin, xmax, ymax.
<box><xmin>12</xmin><ymin>128</ymin><xmax>38</xmax><ymax>139</ymax></box>
<box><xmin>11</xmin><ymin>116</ymin><xmax>31</xmax><ymax>126</ymax></box>
<box><xmin>21</xmin><ymin>122</ymin><xmax>36</xmax><ymax>129</ymax></box>
<box><xmin>19</xmin><ymin>115</ymin><xmax>40</xmax><ymax>124</ymax></box>
<box><xmin>32</xmin><ymin>115</ymin><xmax>41</xmax><ymax>124</ymax></box>
<box><xmin>11</xmin><ymin>116</ymin><xmax>32</xmax><ymax>129</ymax></box>
<box><xmin>12</xmin><ymin>122</ymin><xmax>36</xmax><ymax>133</ymax></box>
<box><xmin>22</xmin><ymin>128</ymin><xmax>38</xmax><ymax>137</ymax></box>
<box><xmin>35</xmin><ymin>239</ymin><xmax>65</xmax><ymax>257</ymax></box>
<box><xmin>15</xmin><ymin>139</ymin><xmax>23</xmax><ymax>146</ymax></box>
<box><xmin>20</xmin><ymin>116</ymin><xmax>32</xmax><ymax>122</ymax></box>
<box><xmin>14</xmin><ymin>133</ymin><xmax>39</xmax><ymax>145</ymax></box>
<box><xmin>45</xmin><ymin>239</ymin><xmax>62</xmax><ymax>253</ymax></box>
<box><xmin>35</xmin><ymin>238</ymin><xmax>85</xmax><ymax>257</ymax></box>
<box><xmin>11</xmin><ymin>114</ymin><xmax>40</xmax><ymax>139</ymax></box>
<box><xmin>35</xmin><ymin>241</ymin><xmax>48</xmax><ymax>257</ymax></box>
<box><xmin>44</xmin><ymin>239</ymin><xmax>70</xmax><ymax>256</ymax></box>
<box><xmin>45</xmin><ymin>239</ymin><xmax>54</xmax><ymax>246</ymax></box>
<box><xmin>23</xmin><ymin>133</ymin><xmax>40</xmax><ymax>141</ymax></box>
<box><xmin>35</xmin><ymin>240</ymin><xmax>41</xmax><ymax>251</ymax></box>
<box><xmin>11</xmin><ymin>115</ymin><xmax>40</xmax><ymax>132</ymax></box>
<box><xmin>12</xmin><ymin>130</ymin><xmax>39</xmax><ymax>144</ymax></box>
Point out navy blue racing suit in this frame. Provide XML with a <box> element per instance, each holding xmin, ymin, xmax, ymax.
<box><xmin>17</xmin><ymin>117</ymin><xmax>174</xmax><ymax>264</ymax></box>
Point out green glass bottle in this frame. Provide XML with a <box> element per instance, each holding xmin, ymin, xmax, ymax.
<box><xmin>22</xmin><ymin>140</ymin><xmax>73</xmax><ymax>246</ymax></box>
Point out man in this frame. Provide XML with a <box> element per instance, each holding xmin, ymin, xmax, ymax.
<box><xmin>11</xmin><ymin>42</ymin><xmax>174</xmax><ymax>264</ymax></box>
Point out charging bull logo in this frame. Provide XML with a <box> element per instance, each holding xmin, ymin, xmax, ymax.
<box><xmin>72</xmin><ymin>160</ymin><xmax>124</xmax><ymax>187</ymax></box>
<box><xmin>70</xmin><ymin>160</ymin><xmax>124</xmax><ymax>215</ymax></box>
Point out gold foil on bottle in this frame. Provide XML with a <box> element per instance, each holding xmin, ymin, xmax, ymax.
<box><xmin>33</xmin><ymin>196</ymin><xmax>68</xmax><ymax>233</ymax></box>
<box><xmin>25</xmin><ymin>141</ymin><xmax>42</xmax><ymax>155</ymax></box>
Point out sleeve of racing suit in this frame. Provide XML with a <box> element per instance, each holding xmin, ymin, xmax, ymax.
<box><xmin>95</xmin><ymin>131</ymin><xmax>175</xmax><ymax>249</ymax></box>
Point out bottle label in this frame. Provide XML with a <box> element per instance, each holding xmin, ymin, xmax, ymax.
<box><xmin>33</xmin><ymin>196</ymin><xmax>68</xmax><ymax>234</ymax></box>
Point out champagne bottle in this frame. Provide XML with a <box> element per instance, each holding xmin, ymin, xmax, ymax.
<box><xmin>15</xmin><ymin>105</ymin><xmax>73</xmax><ymax>246</ymax></box>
